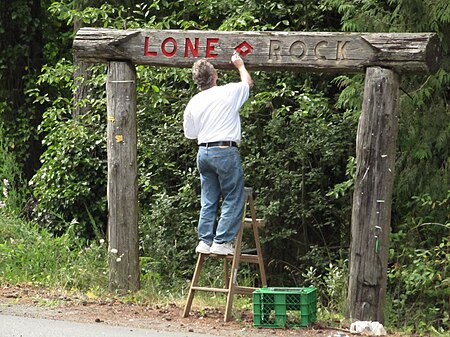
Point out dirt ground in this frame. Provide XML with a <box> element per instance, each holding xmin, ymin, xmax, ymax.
<box><xmin>0</xmin><ymin>284</ymin><xmax>362</xmax><ymax>337</ymax></box>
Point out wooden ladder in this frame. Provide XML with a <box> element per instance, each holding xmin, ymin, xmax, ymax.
<box><xmin>182</xmin><ymin>187</ymin><xmax>267</xmax><ymax>322</ymax></box>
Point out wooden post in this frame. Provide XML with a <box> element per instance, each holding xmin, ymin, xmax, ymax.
<box><xmin>347</xmin><ymin>67</ymin><xmax>400</xmax><ymax>323</ymax></box>
<box><xmin>106</xmin><ymin>61</ymin><xmax>140</xmax><ymax>292</ymax></box>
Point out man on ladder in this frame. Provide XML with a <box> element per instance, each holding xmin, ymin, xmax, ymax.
<box><xmin>183</xmin><ymin>52</ymin><xmax>253</xmax><ymax>256</ymax></box>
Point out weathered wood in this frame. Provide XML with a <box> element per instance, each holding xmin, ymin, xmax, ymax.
<box><xmin>347</xmin><ymin>67</ymin><xmax>400</xmax><ymax>323</ymax></box>
<box><xmin>73</xmin><ymin>59</ymin><xmax>93</xmax><ymax>117</ymax></box>
<box><xmin>73</xmin><ymin>28</ymin><xmax>441</xmax><ymax>74</ymax></box>
<box><xmin>72</xmin><ymin>5</ymin><xmax>92</xmax><ymax>117</ymax></box>
<box><xmin>106</xmin><ymin>61</ymin><xmax>140</xmax><ymax>292</ymax></box>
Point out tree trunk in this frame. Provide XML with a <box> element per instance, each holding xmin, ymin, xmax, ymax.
<box><xmin>106</xmin><ymin>61</ymin><xmax>140</xmax><ymax>293</ymax></box>
<box><xmin>0</xmin><ymin>0</ymin><xmax>44</xmax><ymax>180</ymax></box>
<box><xmin>347</xmin><ymin>67</ymin><xmax>400</xmax><ymax>323</ymax></box>
<box><xmin>73</xmin><ymin>0</ymin><xmax>93</xmax><ymax>117</ymax></box>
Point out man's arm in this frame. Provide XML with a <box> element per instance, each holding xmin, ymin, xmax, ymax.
<box><xmin>231</xmin><ymin>53</ymin><xmax>253</xmax><ymax>89</ymax></box>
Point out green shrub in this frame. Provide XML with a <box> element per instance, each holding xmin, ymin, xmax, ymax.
<box><xmin>240</xmin><ymin>79</ymin><xmax>355</xmax><ymax>285</ymax></box>
<box><xmin>387</xmin><ymin>191</ymin><xmax>450</xmax><ymax>334</ymax></box>
<box><xmin>0</xmin><ymin>209</ymin><xmax>107</xmax><ymax>291</ymax></box>
<box><xmin>0</xmin><ymin>119</ymin><xmax>27</xmax><ymax>214</ymax></box>
<box><xmin>138</xmin><ymin>179</ymin><xmax>199</xmax><ymax>287</ymax></box>
<box><xmin>28</xmin><ymin>60</ymin><xmax>107</xmax><ymax>238</ymax></box>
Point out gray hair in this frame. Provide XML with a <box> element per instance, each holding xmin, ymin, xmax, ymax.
<box><xmin>192</xmin><ymin>59</ymin><xmax>215</xmax><ymax>90</ymax></box>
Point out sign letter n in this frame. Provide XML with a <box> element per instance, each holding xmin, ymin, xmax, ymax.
<box><xmin>185</xmin><ymin>38</ymin><xmax>199</xmax><ymax>57</ymax></box>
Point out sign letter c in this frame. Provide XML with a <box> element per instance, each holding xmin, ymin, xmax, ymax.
<box><xmin>314</xmin><ymin>41</ymin><xmax>328</xmax><ymax>60</ymax></box>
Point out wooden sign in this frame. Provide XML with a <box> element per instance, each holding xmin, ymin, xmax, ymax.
<box><xmin>73</xmin><ymin>28</ymin><xmax>441</xmax><ymax>74</ymax></box>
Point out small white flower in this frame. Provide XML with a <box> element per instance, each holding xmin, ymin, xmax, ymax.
<box><xmin>116</xmin><ymin>257</ymin><xmax>122</xmax><ymax>262</ymax></box>
<box><xmin>110</xmin><ymin>248</ymin><xmax>118</xmax><ymax>254</ymax></box>
<box><xmin>2</xmin><ymin>180</ymin><xmax>7</xmax><ymax>198</ymax></box>
<box><xmin>99</xmin><ymin>239</ymin><xmax>105</xmax><ymax>244</ymax></box>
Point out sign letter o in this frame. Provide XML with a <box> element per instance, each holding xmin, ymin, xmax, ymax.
<box><xmin>289</xmin><ymin>40</ymin><xmax>307</xmax><ymax>60</ymax></box>
<box><xmin>162</xmin><ymin>37</ymin><xmax>177</xmax><ymax>57</ymax></box>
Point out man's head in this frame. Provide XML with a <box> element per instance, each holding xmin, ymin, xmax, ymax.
<box><xmin>192</xmin><ymin>59</ymin><xmax>217</xmax><ymax>90</ymax></box>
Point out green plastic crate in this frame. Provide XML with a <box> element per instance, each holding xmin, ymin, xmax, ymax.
<box><xmin>253</xmin><ymin>287</ymin><xmax>317</xmax><ymax>328</ymax></box>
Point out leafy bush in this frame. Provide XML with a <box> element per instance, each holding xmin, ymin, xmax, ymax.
<box><xmin>240</xmin><ymin>76</ymin><xmax>356</xmax><ymax>285</ymax></box>
<box><xmin>0</xmin><ymin>120</ymin><xmax>27</xmax><ymax>213</ymax></box>
<box><xmin>0</xmin><ymin>209</ymin><xmax>107</xmax><ymax>290</ymax></box>
<box><xmin>387</xmin><ymin>191</ymin><xmax>450</xmax><ymax>334</ymax></box>
<box><xmin>302</xmin><ymin>256</ymin><xmax>348</xmax><ymax>323</ymax></box>
<box><xmin>28</xmin><ymin>60</ymin><xmax>107</xmax><ymax>238</ymax></box>
<box><xmin>139</xmin><ymin>187</ymin><xmax>198</xmax><ymax>287</ymax></box>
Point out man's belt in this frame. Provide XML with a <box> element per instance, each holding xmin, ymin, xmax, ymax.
<box><xmin>199</xmin><ymin>141</ymin><xmax>237</xmax><ymax>147</ymax></box>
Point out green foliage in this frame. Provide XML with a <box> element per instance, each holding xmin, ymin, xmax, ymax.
<box><xmin>29</xmin><ymin>112</ymin><xmax>107</xmax><ymax>237</ymax></box>
<box><xmin>387</xmin><ymin>191</ymin><xmax>450</xmax><ymax>333</ymax></box>
<box><xmin>241</xmin><ymin>77</ymin><xmax>355</xmax><ymax>285</ymax></box>
<box><xmin>139</xmin><ymin>187</ymin><xmax>199</xmax><ymax>286</ymax></box>
<box><xmin>0</xmin><ymin>209</ymin><xmax>107</xmax><ymax>290</ymax></box>
<box><xmin>28</xmin><ymin>59</ymin><xmax>107</xmax><ymax>238</ymax></box>
<box><xmin>135</xmin><ymin>64</ymin><xmax>199</xmax><ymax>284</ymax></box>
<box><xmin>330</xmin><ymin>74</ymin><xmax>364</xmax><ymax>119</ymax></box>
<box><xmin>49</xmin><ymin>1</ymin><xmax>135</xmax><ymax>29</ymax></box>
<box><xmin>0</xmin><ymin>121</ymin><xmax>26</xmax><ymax>213</ymax></box>
<box><xmin>0</xmin><ymin>0</ymin><xmax>66</xmax><ymax>182</ymax></box>
<box><xmin>302</xmin><ymin>257</ymin><xmax>348</xmax><ymax>323</ymax></box>
<box><xmin>326</xmin><ymin>156</ymin><xmax>356</xmax><ymax>199</ymax></box>
<box><xmin>395</xmin><ymin>71</ymin><xmax>450</xmax><ymax>208</ymax></box>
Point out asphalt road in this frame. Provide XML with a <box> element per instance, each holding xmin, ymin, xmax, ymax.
<box><xmin>0</xmin><ymin>314</ymin><xmax>219</xmax><ymax>337</ymax></box>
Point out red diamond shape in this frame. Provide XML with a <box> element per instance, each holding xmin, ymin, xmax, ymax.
<box><xmin>234</xmin><ymin>41</ymin><xmax>254</xmax><ymax>57</ymax></box>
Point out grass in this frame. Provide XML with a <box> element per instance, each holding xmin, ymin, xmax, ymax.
<box><xmin>0</xmin><ymin>209</ymin><xmax>108</xmax><ymax>291</ymax></box>
<box><xmin>0</xmin><ymin>208</ymin><xmax>196</xmax><ymax>306</ymax></box>
<box><xmin>2</xmin><ymin>208</ymin><xmax>448</xmax><ymax>336</ymax></box>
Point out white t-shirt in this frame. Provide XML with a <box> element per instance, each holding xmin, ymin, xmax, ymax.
<box><xmin>183</xmin><ymin>82</ymin><xmax>250</xmax><ymax>144</ymax></box>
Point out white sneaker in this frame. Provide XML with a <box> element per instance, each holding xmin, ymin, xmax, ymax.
<box><xmin>210</xmin><ymin>242</ymin><xmax>234</xmax><ymax>255</ymax></box>
<box><xmin>195</xmin><ymin>241</ymin><xmax>211</xmax><ymax>254</ymax></box>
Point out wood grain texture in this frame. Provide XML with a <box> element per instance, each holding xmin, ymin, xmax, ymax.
<box><xmin>106</xmin><ymin>61</ymin><xmax>140</xmax><ymax>292</ymax></box>
<box><xmin>73</xmin><ymin>28</ymin><xmax>441</xmax><ymax>73</ymax></box>
<box><xmin>347</xmin><ymin>67</ymin><xmax>400</xmax><ymax>323</ymax></box>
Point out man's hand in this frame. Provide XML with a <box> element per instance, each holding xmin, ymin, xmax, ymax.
<box><xmin>231</xmin><ymin>52</ymin><xmax>245</xmax><ymax>69</ymax></box>
<box><xmin>231</xmin><ymin>52</ymin><xmax>253</xmax><ymax>88</ymax></box>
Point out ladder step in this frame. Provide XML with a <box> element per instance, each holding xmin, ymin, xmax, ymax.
<box><xmin>243</xmin><ymin>218</ymin><xmax>265</xmax><ymax>228</ymax></box>
<box><xmin>239</xmin><ymin>254</ymin><xmax>260</xmax><ymax>263</ymax></box>
<box><xmin>234</xmin><ymin>285</ymin><xmax>258</xmax><ymax>295</ymax></box>
<box><xmin>191</xmin><ymin>286</ymin><xmax>229</xmax><ymax>293</ymax></box>
<box><xmin>207</xmin><ymin>254</ymin><xmax>260</xmax><ymax>264</ymax></box>
<box><xmin>190</xmin><ymin>285</ymin><xmax>258</xmax><ymax>295</ymax></box>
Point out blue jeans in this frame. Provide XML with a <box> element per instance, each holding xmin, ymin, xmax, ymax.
<box><xmin>196</xmin><ymin>146</ymin><xmax>244</xmax><ymax>245</ymax></box>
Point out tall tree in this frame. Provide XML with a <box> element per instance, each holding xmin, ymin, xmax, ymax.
<box><xmin>0</xmin><ymin>0</ymin><xmax>44</xmax><ymax>181</ymax></box>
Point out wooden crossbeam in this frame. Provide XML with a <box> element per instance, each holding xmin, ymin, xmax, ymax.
<box><xmin>73</xmin><ymin>28</ymin><xmax>441</xmax><ymax>74</ymax></box>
